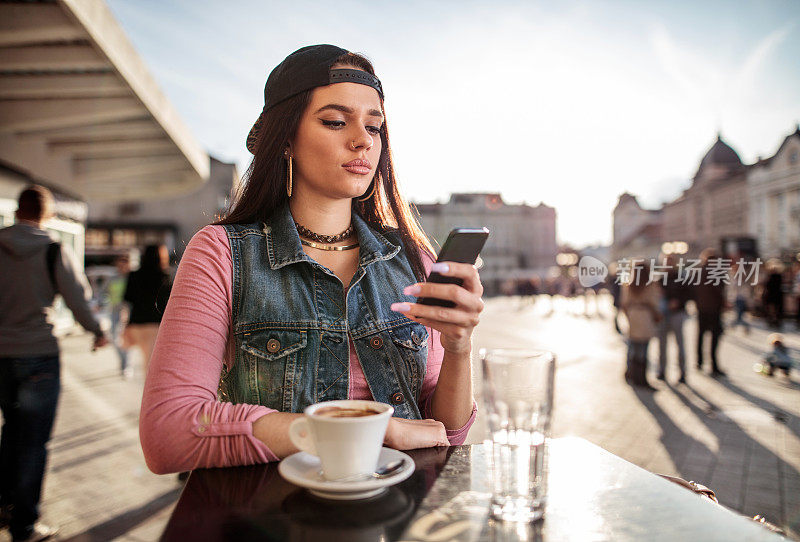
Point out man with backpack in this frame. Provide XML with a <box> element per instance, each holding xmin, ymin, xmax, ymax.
<box><xmin>0</xmin><ymin>185</ymin><xmax>108</xmax><ymax>541</ymax></box>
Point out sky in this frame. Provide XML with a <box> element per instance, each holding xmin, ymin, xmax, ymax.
<box><xmin>106</xmin><ymin>0</ymin><xmax>800</xmax><ymax>247</ymax></box>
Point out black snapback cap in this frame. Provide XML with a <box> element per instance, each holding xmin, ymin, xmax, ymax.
<box><xmin>246</xmin><ymin>44</ymin><xmax>384</xmax><ymax>154</ymax></box>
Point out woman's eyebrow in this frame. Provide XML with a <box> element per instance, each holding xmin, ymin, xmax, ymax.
<box><xmin>314</xmin><ymin>104</ymin><xmax>384</xmax><ymax>119</ymax></box>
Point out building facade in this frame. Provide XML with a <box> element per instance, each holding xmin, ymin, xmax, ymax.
<box><xmin>414</xmin><ymin>193</ymin><xmax>557</xmax><ymax>296</ymax></box>
<box><xmin>611</xmin><ymin>192</ymin><xmax>663</xmax><ymax>260</ymax></box>
<box><xmin>614</xmin><ymin>128</ymin><xmax>800</xmax><ymax>262</ymax></box>
<box><xmin>661</xmin><ymin>135</ymin><xmax>750</xmax><ymax>257</ymax></box>
<box><xmin>86</xmin><ymin>157</ymin><xmax>239</xmax><ymax>263</ymax></box>
<box><xmin>748</xmin><ymin>127</ymin><xmax>800</xmax><ymax>260</ymax></box>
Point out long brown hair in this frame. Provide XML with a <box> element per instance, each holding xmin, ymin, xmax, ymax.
<box><xmin>215</xmin><ymin>52</ymin><xmax>434</xmax><ymax>281</ymax></box>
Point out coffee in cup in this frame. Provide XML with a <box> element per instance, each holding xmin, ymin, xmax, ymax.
<box><xmin>288</xmin><ymin>400</ymin><xmax>393</xmax><ymax>481</ymax></box>
<box><xmin>315</xmin><ymin>405</ymin><xmax>383</xmax><ymax>418</ymax></box>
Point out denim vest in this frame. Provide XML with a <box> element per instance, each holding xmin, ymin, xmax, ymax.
<box><xmin>219</xmin><ymin>204</ymin><xmax>428</xmax><ymax>419</ymax></box>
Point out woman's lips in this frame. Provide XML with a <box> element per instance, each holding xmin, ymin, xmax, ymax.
<box><xmin>342</xmin><ymin>159</ymin><xmax>372</xmax><ymax>175</ymax></box>
<box><xmin>343</xmin><ymin>165</ymin><xmax>371</xmax><ymax>175</ymax></box>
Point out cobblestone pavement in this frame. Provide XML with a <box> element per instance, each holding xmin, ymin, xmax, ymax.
<box><xmin>1</xmin><ymin>294</ymin><xmax>798</xmax><ymax>540</ymax></box>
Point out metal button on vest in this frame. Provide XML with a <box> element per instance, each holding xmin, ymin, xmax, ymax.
<box><xmin>411</xmin><ymin>332</ymin><xmax>423</xmax><ymax>346</ymax></box>
<box><xmin>266</xmin><ymin>339</ymin><xmax>281</xmax><ymax>353</ymax></box>
<box><xmin>369</xmin><ymin>336</ymin><xmax>383</xmax><ymax>349</ymax></box>
<box><xmin>391</xmin><ymin>392</ymin><xmax>404</xmax><ymax>405</ymax></box>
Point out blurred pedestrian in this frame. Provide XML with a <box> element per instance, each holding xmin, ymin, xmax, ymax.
<box><xmin>90</xmin><ymin>274</ymin><xmax>110</xmax><ymax>313</ymax></box>
<box><xmin>657</xmin><ymin>255</ymin><xmax>690</xmax><ymax>384</ymax></box>
<box><xmin>621</xmin><ymin>259</ymin><xmax>661</xmax><ymax>390</ymax></box>
<box><xmin>729</xmin><ymin>261</ymin><xmax>752</xmax><ymax>334</ymax></box>
<box><xmin>762</xmin><ymin>333</ymin><xmax>794</xmax><ymax>377</ymax></box>
<box><xmin>109</xmin><ymin>255</ymin><xmax>132</xmax><ymax>379</ymax></box>
<box><xmin>123</xmin><ymin>244</ymin><xmax>171</xmax><ymax>377</ymax></box>
<box><xmin>762</xmin><ymin>260</ymin><xmax>784</xmax><ymax>330</ymax></box>
<box><xmin>584</xmin><ymin>284</ymin><xmax>599</xmax><ymax>318</ymax></box>
<box><xmin>792</xmin><ymin>261</ymin><xmax>800</xmax><ymax>330</ymax></box>
<box><xmin>516</xmin><ymin>277</ymin><xmax>539</xmax><ymax>310</ymax></box>
<box><xmin>607</xmin><ymin>262</ymin><xmax>622</xmax><ymax>334</ymax></box>
<box><xmin>0</xmin><ymin>185</ymin><xmax>108</xmax><ymax>542</ymax></box>
<box><xmin>543</xmin><ymin>277</ymin><xmax>556</xmax><ymax>316</ymax></box>
<box><xmin>530</xmin><ymin>276</ymin><xmax>541</xmax><ymax>306</ymax></box>
<box><xmin>693</xmin><ymin>248</ymin><xmax>726</xmax><ymax>377</ymax></box>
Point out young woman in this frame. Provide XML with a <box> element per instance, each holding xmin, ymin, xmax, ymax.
<box><xmin>621</xmin><ymin>259</ymin><xmax>661</xmax><ymax>390</ymax></box>
<box><xmin>139</xmin><ymin>45</ymin><xmax>483</xmax><ymax>473</ymax></box>
<box><xmin>122</xmin><ymin>244</ymin><xmax>170</xmax><ymax>377</ymax></box>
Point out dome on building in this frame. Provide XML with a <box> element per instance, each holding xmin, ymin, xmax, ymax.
<box><xmin>699</xmin><ymin>134</ymin><xmax>742</xmax><ymax>169</ymax></box>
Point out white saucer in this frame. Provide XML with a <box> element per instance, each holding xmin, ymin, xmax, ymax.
<box><xmin>278</xmin><ymin>447</ymin><xmax>415</xmax><ymax>500</ymax></box>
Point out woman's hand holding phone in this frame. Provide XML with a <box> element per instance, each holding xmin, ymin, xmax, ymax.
<box><xmin>391</xmin><ymin>261</ymin><xmax>484</xmax><ymax>354</ymax></box>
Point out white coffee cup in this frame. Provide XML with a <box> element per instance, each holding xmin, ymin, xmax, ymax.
<box><xmin>288</xmin><ymin>400</ymin><xmax>394</xmax><ymax>481</ymax></box>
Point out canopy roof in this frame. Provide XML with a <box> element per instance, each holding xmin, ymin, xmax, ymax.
<box><xmin>0</xmin><ymin>0</ymin><xmax>209</xmax><ymax>201</ymax></box>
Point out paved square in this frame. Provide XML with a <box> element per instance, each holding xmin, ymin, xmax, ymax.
<box><xmin>1</xmin><ymin>294</ymin><xmax>797</xmax><ymax>540</ymax></box>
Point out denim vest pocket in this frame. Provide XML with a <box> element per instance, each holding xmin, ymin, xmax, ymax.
<box><xmin>240</xmin><ymin>329</ymin><xmax>307</xmax><ymax>412</ymax></box>
<box><xmin>388</xmin><ymin>323</ymin><xmax>428</xmax><ymax>402</ymax></box>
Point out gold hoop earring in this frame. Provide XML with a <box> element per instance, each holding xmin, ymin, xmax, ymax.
<box><xmin>286</xmin><ymin>155</ymin><xmax>293</xmax><ymax>198</ymax></box>
<box><xmin>358</xmin><ymin>175</ymin><xmax>377</xmax><ymax>202</ymax></box>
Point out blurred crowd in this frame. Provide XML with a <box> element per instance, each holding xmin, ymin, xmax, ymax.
<box><xmin>499</xmin><ymin>250</ymin><xmax>800</xmax><ymax>390</ymax></box>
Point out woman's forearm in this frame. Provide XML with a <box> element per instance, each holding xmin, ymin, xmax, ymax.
<box><xmin>253</xmin><ymin>411</ymin><xmax>452</xmax><ymax>456</ymax></box>
<box><xmin>430</xmin><ymin>347</ymin><xmax>474</xmax><ymax>430</ymax></box>
<box><xmin>251</xmin><ymin>412</ymin><xmax>304</xmax><ymax>459</ymax></box>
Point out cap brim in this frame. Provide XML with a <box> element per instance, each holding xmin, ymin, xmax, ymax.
<box><xmin>246</xmin><ymin>113</ymin><xmax>262</xmax><ymax>154</ymax></box>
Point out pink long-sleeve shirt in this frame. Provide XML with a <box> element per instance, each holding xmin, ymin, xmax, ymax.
<box><xmin>140</xmin><ymin>225</ymin><xmax>476</xmax><ymax>474</ymax></box>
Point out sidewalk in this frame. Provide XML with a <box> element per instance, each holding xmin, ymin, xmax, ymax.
<box><xmin>1</xmin><ymin>295</ymin><xmax>798</xmax><ymax>540</ymax></box>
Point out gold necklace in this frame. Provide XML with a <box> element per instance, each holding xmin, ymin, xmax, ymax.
<box><xmin>300</xmin><ymin>239</ymin><xmax>359</xmax><ymax>251</ymax></box>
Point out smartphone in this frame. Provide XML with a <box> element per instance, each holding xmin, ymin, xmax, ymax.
<box><xmin>418</xmin><ymin>227</ymin><xmax>490</xmax><ymax>307</ymax></box>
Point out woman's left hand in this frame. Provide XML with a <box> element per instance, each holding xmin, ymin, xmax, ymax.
<box><xmin>384</xmin><ymin>417</ymin><xmax>449</xmax><ymax>450</ymax></box>
<box><xmin>391</xmin><ymin>262</ymin><xmax>484</xmax><ymax>354</ymax></box>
